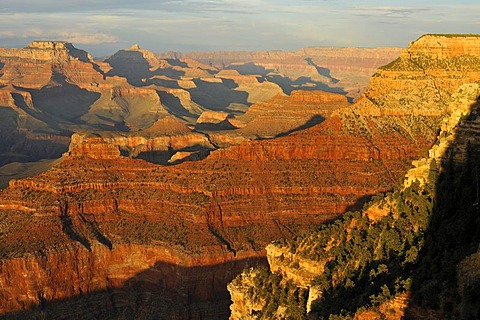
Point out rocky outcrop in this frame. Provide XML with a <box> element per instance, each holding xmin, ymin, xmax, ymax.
<box><xmin>67</xmin><ymin>135</ymin><xmax>121</xmax><ymax>159</ymax></box>
<box><xmin>227</xmin><ymin>35</ymin><xmax>480</xmax><ymax>320</ymax></box>
<box><xmin>0</xmin><ymin>41</ymin><xmax>105</xmax><ymax>89</ymax></box>
<box><xmin>228</xmin><ymin>90</ymin><xmax>348</xmax><ymax>138</ymax></box>
<box><xmin>404</xmin><ymin>82</ymin><xmax>480</xmax><ymax>187</ymax></box>
<box><xmin>404</xmin><ymin>34</ymin><xmax>480</xmax><ymax>59</ymax></box>
<box><xmin>353</xmin><ymin>35</ymin><xmax>480</xmax><ymax>117</ymax></box>
<box><xmin>69</xmin><ymin>116</ymin><xmax>216</xmax><ymax>164</ymax></box>
<box><xmin>196</xmin><ymin>111</ymin><xmax>235</xmax><ymax>130</ymax></box>
<box><xmin>2</xmin><ymin>41</ymin><xmax>93</xmax><ymax>61</ymax></box>
<box><xmin>228</xmin><ymin>268</ymin><xmax>269</xmax><ymax>320</ymax></box>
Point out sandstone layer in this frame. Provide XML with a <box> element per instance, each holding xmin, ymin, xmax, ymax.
<box><xmin>227</xmin><ymin>35</ymin><xmax>480</xmax><ymax>320</ymax></box>
<box><xmin>3</xmin><ymin>35</ymin><xmax>474</xmax><ymax>319</ymax></box>
<box><xmin>0</xmin><ymin>38</ymin><xmax>442</xmax><ymax>319</ymax></box>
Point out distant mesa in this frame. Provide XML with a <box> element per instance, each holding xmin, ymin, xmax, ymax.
<box><xmin>140</xmin><ymin>115</ymin><xmax>193</xmax><ymax>136</ymax></box>
<box><xmin>22</xmin><ymin>40</ymin><xmax>94</xmax><ymax>62</ymax></box>
<box><xmin>195</xmin><ymin>110</ymin><xmax>237</xmax><ymax>130</ymax></box>
<box><xmin>27</xmin><ymin>40</ymin><xmax>71</xmax><ymax>50</ymax></box>
<box><xmin>66</xmin><ymin>134</ymin><xmax>121</xmax><ymax>160</ymax></box>
<box><xmin>405</xmin><ymin>34</ymin><xmax>480</xmax><ymax>59</ymax></box>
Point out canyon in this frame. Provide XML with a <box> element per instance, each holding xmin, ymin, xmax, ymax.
<box><xmin>228</xmin><ymin>34</ymin><xmax>480</xmax><ymax>319</ymax></box>
<box><xmin>0</xmin><ymin>41</ymin><xmax>398</xmax><ymax>186</ymax></box>
<box><xmin>1</xmin><ymin>35</ymin><xmax>477</xmax><ymax>319</ymax></box>
<box><xmin>158</xmin><ymin>47</ymin><xmax>402</xmax><ymax>100</ymax></box>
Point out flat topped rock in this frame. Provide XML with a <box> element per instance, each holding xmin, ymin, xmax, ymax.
<box><xmin>1</xmin><ymin>40</ymin><xmax>95</xmax><ymax>63</ymax></box>
<box><xmin>197</xmin><ymin>111</ymin><xmax>230</xmax><ymax>125</ymax></box>
<box><xmin>67</xmin><ymin>134</ymin><xmax>121</xmax><ymax>160</ymax></box>
<box><xmin>405</xmin><ymin>34</ymin><xmax>480</xmax><ymax>59</ymax></box>
<box><xmin>26</xmin><ymin>41</ymin><xmax>72</xmax><ymax>50</ymax></box>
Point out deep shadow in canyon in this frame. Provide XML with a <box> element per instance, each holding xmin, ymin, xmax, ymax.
<box><xmin>275</xmin><ymin>114</ymin><xmax>325</xmax><ymax>137</ymax></box>
<box><xmin>405</xmin><ymin>96</ymin><xmax>480</xmax><ymax>319</ymax></box>
<box><xmin>226</xmin><ymin>62</ymin><xmax>347</xmax><ymax>97</ymax></box>
<box><xmin>156</xmin><ymin>90</ymin><xmax>199</xmax><ymax>119</ymax></box>
<box><xmin>0</xmin><ymin>132</ymin><xmax>68</xmax><ymax>167</ymax></box>
<box><xmin>26</xmin><ymin>72</ymin><xmax>101</xmax><ymax>124</ymax></box>
<box><xmin>0</xmin><ymin>257</ymin><xmax>267</xmax><ymax>320</ymax></box>
<box><xmin>106</xmin><ymin>50</ymin><xmax>186</xmax><ymax>87</ymax></box>
<box><xmin>189</xmin><ymin>79</ymin><xmax>249</xmax><ymax>111</ymax></box>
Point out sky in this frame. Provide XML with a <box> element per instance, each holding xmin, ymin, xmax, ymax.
<box><xmin>0</xmin><ymin>0</ymin><xmax>479</xmax><ymax>57</ymax></box>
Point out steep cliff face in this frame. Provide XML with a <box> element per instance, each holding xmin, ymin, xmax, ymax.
<box><xmin>0</xmin><ymin>39</ymin><xmax>439</xmax><ymax>319</ymax></box>
<box><xmin>0</xmin><ymin>151</ymin><xmax>270</xmax><ymax>318</ymax></box>
<box><xmin>0</xmin><ymin>244</ymin><xmax>264</xmax><ymax>319</ymax></box>
<box><xmin>356</xmin><ymin>35</ymin><xmax>480</xmax><ymax>117</ymax></box>
<box><xmin>69</xmin><ymin>116</ymin><xmax>216</xmax><ymax>164</ymax></box>
<box><xmin>0</xmin><ymin>41</ymin><xmax>104</xmax><ymax>89</ymax></box>
<box><xmin>227</xmin><ymin>35</ymin><xmax>480</xmax><ymax>320</ymax></box>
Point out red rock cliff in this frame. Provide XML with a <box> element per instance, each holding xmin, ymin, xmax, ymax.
<box><xmin>2</xmin><ymin>35</ymin><xmax>478</xmax><ymax>319</ymax></box>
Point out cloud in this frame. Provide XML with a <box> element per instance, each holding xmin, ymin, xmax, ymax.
<box><xmin>0</xmin><ymin>27</ymin><xmax>117</xmax><ymax>44</ymax></box>
<box><xmin>61</xmin><ymin>33</ymin><xmax>118</xmax><ymax>44</ymax></box>
<box><xmin>352</xmin><ymin>6</ymin><xmax>432</xmax><ymax>18</ymax></box>
<box><xmin>0</xmin><ymin>31</ymin><xmax>16</xmax><ymax>38</ymax></box>
<box><xmin>0</xmin><ymin>1</ymin><xmax>478</xmax><ymax>56</ymax></box>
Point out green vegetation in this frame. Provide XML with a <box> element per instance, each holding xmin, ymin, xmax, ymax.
<box><xmin>239</xmin><ymin>160</ymin><xmax>436</xmax><ymax>318</ymax></box>
<box><xmin>306</xmin><ymin>166</ymin><xmax>435</xmax><ymax>317</ymax></box>
<box><xmin>378</xmin><ymin>57</ymin><xmax>424</xmax><ymax>72</ymax></box>
<box><xmin>240</xmin><ymin>115</ymin><xmax>480</xmax><ymax>318</ymax></box>
<box><xmin>242</xmin><ymin>266</ymin><xmax>308</xmax><ymax>320</ymax></box>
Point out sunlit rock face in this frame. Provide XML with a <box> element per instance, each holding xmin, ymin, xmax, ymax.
<box><xmin>7</xmin><ymin>35</ymin><xmax>480</xmax><ymax>319</ymax></box>
<box><xmin>0</xmin><ymin>41</ymin><xmax>393</xmax><ymax>175</ymax></box>
<box><xmin>227</xmin><ymin>34</ymin><xmax>480</xmax><ymax>320</ymax></box>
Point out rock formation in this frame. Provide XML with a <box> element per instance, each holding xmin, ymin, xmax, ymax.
<box><xmin>231</xmin><ymin>90</ymin><xmax>348</xmax><ymax>138</ymax></box>
<box><xmin>158</xmin><ymin>47</ymin><xmax>402</xmax><ymax>100</ymax></box>
<box><xmin>196</xmin><ymin>110</ymin><xmax>236</xmax><ymax>130</ymax></box>
<box><xmin>5</xmin><ymin>35</ymin><xmax>476</xmax><ymax>319</ymax></box>
<box><xmin>1</xmin><ymin>41</ymin><xmax>395</xmax><ymax>184</ymax></box>
<box><xmin>0</xmin><ymin>36</ymin><xmax>443</xmax><ymax>319</ymax></box>
<box><xmin>227</xmin><ymin>34</ymin><xmax>480</xmax><ymax>320</ymax></box>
